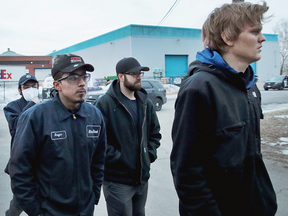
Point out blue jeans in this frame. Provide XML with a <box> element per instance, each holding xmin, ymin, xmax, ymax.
<box><xmin>103</xmin><ymin>181</ymin><xmax>148</xmax><ymax>216</ymax></box>
<box><xmin>6</xmin><ymin>195</ymin><xmax>23</xmax><ymax>216</ymax></box>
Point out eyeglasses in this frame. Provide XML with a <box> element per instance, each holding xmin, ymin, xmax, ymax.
<box><xmin>22</xmin><ymin>84</ymin><xmax>38</xmax><ymax>90</ymax></box>
<box><xmin>57</xmin><ymin>73</ymin><xmax>91</xmax><ymax>84</ymax></box>
<box><xmin>124</xmin><ymin>72</ymin><xmax>144</xmax><ymax>78</ymax></box>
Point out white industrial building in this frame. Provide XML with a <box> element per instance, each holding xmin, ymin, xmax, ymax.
<box><xmin>49</xmin><ymin>24</ymin><xmax>280</xmax><ymax>83</ymax></box>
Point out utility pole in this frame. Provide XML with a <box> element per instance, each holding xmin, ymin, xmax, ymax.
<box><xmin>232</xmin><ymin>0</ymin><xmax>244</xmax><ymax>2</ymax></box>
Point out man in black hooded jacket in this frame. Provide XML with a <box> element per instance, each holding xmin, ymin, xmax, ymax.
<box><xmin>95</xmin><ymin>57</ymin><xmax>161</xmax><ymax>216</ymax></box>
<box><xmin>170</xmin><ymin>2</ymin><xmax>277</xmax><ymax>216</ymax></box>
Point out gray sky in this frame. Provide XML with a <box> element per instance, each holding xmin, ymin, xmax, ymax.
<box><xmin>1</xmin><ymin>0</ymin><xmax>287</xmax><ymax>56</ymax></box>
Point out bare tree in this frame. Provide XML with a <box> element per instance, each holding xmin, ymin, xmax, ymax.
<box><xmin>232</xmin><ymin>0</ymin><xmax>244</xmax><ymax>2</ymax></box>
<box><xmin>273</xmin><ymin>18</ymin><xmax>288</xmax><ymax>75</ymax></box>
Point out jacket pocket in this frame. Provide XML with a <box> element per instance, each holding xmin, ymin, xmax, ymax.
<box><xmin>214</xmin><ymin>122</ymin><xmax>247</xmax><ymax>167</ymax></box>
<box><xmin>220</xmin><ymin>122</ymin><xmax>246</xmax><ymax>138</ymax></box>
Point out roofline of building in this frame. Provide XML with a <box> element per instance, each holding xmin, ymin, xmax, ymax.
<box><xmin>0</xmin><ymin>55</ymin><xmax>52</xmax><ymax>58</ymax></box>
<box><xmin>34</xmin><ymin>67</ymin><xmax>52</xmax><ymax>69</ymax></box>
<box><xmin>48</xmin><ymin>24</ymin><xmax>278</xmax><ymax>57</ymax></box>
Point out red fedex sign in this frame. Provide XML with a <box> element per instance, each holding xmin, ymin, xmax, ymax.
<box><xmin>0</xmin><ymin>69</ymin><xmax>12</xmax><ymax>79</ymax></box>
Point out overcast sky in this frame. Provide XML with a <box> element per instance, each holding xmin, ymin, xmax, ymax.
<box><xmin>1</xmin><ymin>0</ymin><xmax>287</xmax><ymax>56</ymax></box>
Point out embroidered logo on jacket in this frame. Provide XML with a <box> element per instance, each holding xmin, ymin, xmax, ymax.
<box><xmin>51</xmin><ymin>131</ymin><xmax>67</xmax><ymax>140</ymax></box>
<box><xmin>86</xmin><ymin>125</ymin><xmax>101</xmax><ymax>138</ymax></box>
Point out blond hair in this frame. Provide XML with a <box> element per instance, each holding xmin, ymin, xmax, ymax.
<box><xmin>202</xmin><ymin>1</ymin><xmax>270</xmax><ymax>54</ymax></box>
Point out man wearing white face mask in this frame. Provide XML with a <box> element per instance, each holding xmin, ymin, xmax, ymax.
<box><xmin>3</xmin><ymin>74</ymin><xmax>39</xmax><ymax>216</ymax></box>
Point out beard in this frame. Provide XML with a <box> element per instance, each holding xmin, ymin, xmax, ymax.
<box><xmin>124</xmin><ymin>75</ymin><xmax>141</xmax><ymax>91</ymax></box>
<box><xmin>74</xmin><ymin>97</ymin><xmax>85</xmax><ymax>104</ymax></box>
<box><xmin>74</xmin><ymin>89</ymin><xmax>86</xmax><ymax>103</ymax></box>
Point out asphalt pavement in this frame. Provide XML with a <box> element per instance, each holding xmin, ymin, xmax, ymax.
<box><xmin>0</xmin><ymin>94</ymin><xmax>287</xmax><ymax>215</ymax></box>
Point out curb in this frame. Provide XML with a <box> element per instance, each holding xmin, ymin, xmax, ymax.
<box><xmin>166</xmin><ymin>92</ymin><xmax>178</xmax><ymax>95</ymax></box>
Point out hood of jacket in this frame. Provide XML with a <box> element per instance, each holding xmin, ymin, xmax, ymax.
<box><xmin>187</xmin><ymin>48</ymin><xmax>255</xmax><ymax>90</ymax></box>
<box><xmin>106</xmin><ymin>79</ymin><xmax>148</xmax><ymax>105</ymax></box>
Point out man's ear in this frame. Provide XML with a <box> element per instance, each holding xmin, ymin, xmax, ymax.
<box><xmin>118</xmin><ymin>74</ymin><xmax>125</xmax><ymax>82</ymax></box>
<box><xmin>221</xmin><ymin>32</ymin><xmax>234</xmax><ymax>47</ymax></box>
<box><xmin>53</xmin><ymin>81</ymin><xmax>61</xmax><ymax>91</ymax></box>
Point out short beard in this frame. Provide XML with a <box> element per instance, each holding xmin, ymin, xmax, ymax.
<box><xmin>74</xmin><ymin>95</ymin><xmax>86</xmax><ymax>104</ymax></box>
<box><xmin>124</xmin><ymin>75</ymin><xmax>141</xmax><ymax>91</ymax></box>
<box><xmin>74</xmin><ymin>99</ymin><xmax>85</xmax><ymax>104</ymax></box>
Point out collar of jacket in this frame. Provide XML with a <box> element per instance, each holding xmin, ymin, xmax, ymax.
<box><xmin>196</xmin><ymin>48</ymin><xmax>255</xmax><ymax>89</ymax></box>
<box><xmin>20</xmin><ymin>96</ymin><xmax>28</xmax><ymax>106</ymax></box>
<box><xmin>52</xmin><ymin>93</ymin><xmax>90</xmax><ymax>121</ymax></box>
<box><xmin>107</xmin><ymin>79</ymin><xmax>148</xmax><ymax>105</ymax></box>
<box><xmin>187</xmin><ymin>60</ymin><xmax>255</xmax><ymax>90</ymax></box>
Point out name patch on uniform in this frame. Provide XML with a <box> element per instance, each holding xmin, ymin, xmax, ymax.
<box><xmin>86</xmin><ymin>125</ymin><xmax>101</xmax><ymax>138</ymax></box>
<box><xmin>51</xmin><ymin>131</ymin><xmax>67</xmax><ymax>140</ymax></box>
<box><xmin>252</xmin><ymin>91</ymin><xmax>257</xmax><ymax>97</ymax></box>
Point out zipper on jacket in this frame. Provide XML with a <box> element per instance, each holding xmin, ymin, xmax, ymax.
<box><xmin>119</xmin><ymin>101</ymin><xmax>143</xmax><ymax>184</ymax></box>
<box><xmin>70</xmin><ymin>114</ymin><xmax>81</xmax><ymax>213</ymax></box>
<box><xmin>247</xmin><ymin>90</ymin><xmax>251</xmax><ymax>104</ymax></box>
<box><xmin>139</xmin><ymin>105</ymin><xmax>147</xmax><ymax>184</ymax></box>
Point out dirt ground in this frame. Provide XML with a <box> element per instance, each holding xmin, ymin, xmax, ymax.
<box><xmin>261</xmin><ymin>109</ymin><xmax>288</xmax><ymax>168</ymax></box>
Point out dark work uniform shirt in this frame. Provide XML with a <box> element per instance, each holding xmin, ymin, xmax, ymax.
<box><xmin>122</xmin><ymin>93</ymin><xmax>138</xmax><ymax>127</ymax></box>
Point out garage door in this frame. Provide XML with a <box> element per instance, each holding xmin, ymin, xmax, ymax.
<box><xmin>35</xmin><ymin>68</ymin><xmax>52</xmax><ymax>81</ymax></box>
<box><xmin>165</xmin><ymin>55</ymin><xmax>188</xmax><ymax>77</ymax></box>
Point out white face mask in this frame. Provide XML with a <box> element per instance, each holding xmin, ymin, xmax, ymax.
<box><xmin>22</xmin><ymin>87</ymin><xmax>39</xmax><ymax>102</ymax></box>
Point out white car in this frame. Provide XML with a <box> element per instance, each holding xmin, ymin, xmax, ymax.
<box><xmin>42</xmin><ymin>76</ymin><xmax>54</xmax><ymax>100</ymax></box>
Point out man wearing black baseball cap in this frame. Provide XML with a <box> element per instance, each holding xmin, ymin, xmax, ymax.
<box><xmin>51</xmin><ymin>53</ymin><xmax>94</xmax><ymax>79</ymax></box>
<box><xmin>9</xmin><ymin>53</ymin><xmax>106</xmax><ymax>216</ymax></box>
<box><xmin>4</xmin><ymin>73</ymin><xmax>40</xmax><ymax>216</ymax></box>
<box><xmin>96</xmin><ymin>57</ymin><xmax>161</xmax><ymax>216</ymax></box>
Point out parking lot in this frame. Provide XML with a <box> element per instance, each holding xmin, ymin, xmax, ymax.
<box><xmin>0</xmin><ymin>94</ymin><xmax>287</xmax><ymax>215</ymax></box>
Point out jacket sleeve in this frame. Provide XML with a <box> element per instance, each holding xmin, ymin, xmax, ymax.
<box><xmin>91</xmin><ymin>112</ymin><xmax>107</xmax><ymax>205</ymax></box>
<box><xmin>170</xmin><ymin>85</ymin><xmax>222</xmax><ymax>215</ymax></box>
<box><xmin>147</xmin><ymin>101</ymin><xmax>161</xmax><ymax>163</ymax></box>
<box><xmin>95</xmin><ymin>98</ymin><xmax>121</xmax><ymax>164</ymax></box>
<box><xmin>3</xmin><ymin>100</ymin><xmax>36</xmax><ymax>141</ymax></box>
<box><xmin>9</xmin><ymin>111</ymin><xmax>42</xmax><ymax>216</ymax></box>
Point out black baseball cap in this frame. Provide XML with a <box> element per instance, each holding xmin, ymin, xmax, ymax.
<box><xmin>52</xmin><ymin>54</ymin><xmax>94</xmax><ymax>78</ymax></box>
<box><xmin>18</xmin><ymin>74</ymin><xmax>38</xmax><ymax>85</ymax></box>
<box><xmin>116</xmin><ymin>57</ymin><xmax>149</xmax><ymax>75</ymax></box>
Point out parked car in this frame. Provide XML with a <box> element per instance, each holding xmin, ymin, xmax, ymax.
<box><xmin>42</xmin><ymin>76</ymin><xmax>54</xmax><ymax>100</ymax></box>
<box><xmin>263</xmin><ymin>75</ymin><xmax>288</xmax><ymax>90</ymax></box>
<box><xmin>85</xmin><ymin>79</ymin><xmax>167</xmax><ymax>111</ymax></box>
<box><xmin>85</xmin><ymin>84</ymin><xmax>110</xmax><ymax>104</ymax></box>
<box><xmin>141</xmin><ymin>79</ymin><xmax>167</xmax><ymax>111</ymax></box>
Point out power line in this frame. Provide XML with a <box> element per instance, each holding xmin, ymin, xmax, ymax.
<box><xmin>147</xmin><ymin>0</ymin><xmax>181</xmax><ymax>34</ymax></box>
<box><xmin>157</xmin><ymin>0</ymin><xmax>181</xmax><ymax>26</ymax></box>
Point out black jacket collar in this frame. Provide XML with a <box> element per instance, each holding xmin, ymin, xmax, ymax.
<box><xmin>107</xmin><ymin>80</ymin><xmax>148</xmax><ymax>105</ymax></box>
